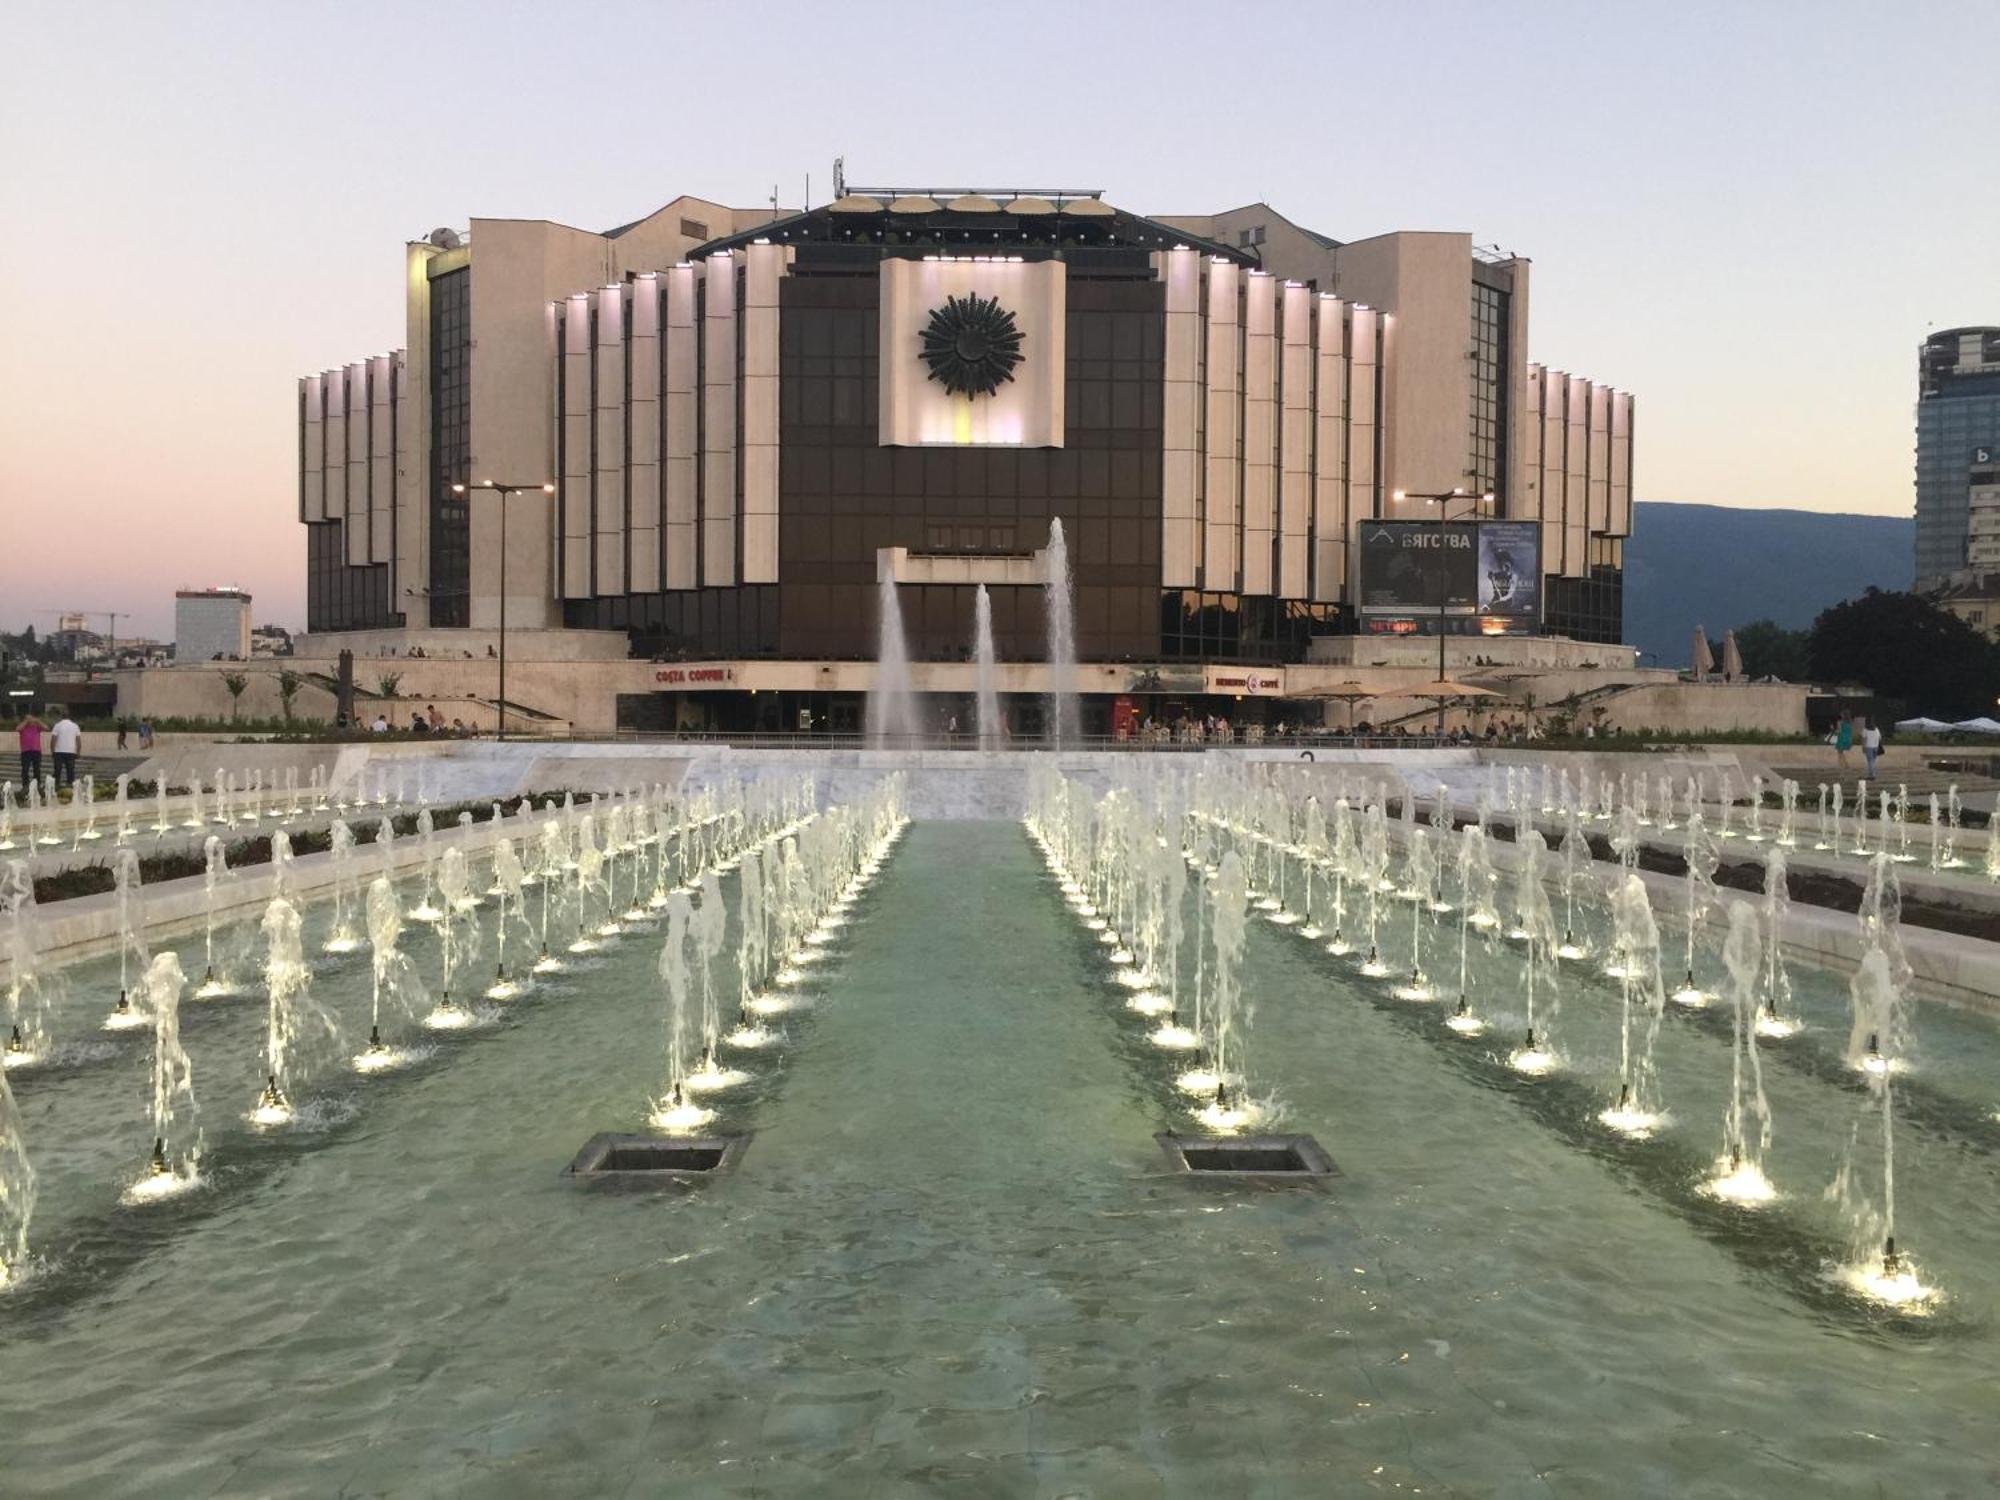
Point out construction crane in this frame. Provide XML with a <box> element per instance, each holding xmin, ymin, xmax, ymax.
<box><xmin>31</xmin><ymin>609</ymin><xmax>128</xmax><ymax>659</ymax></box>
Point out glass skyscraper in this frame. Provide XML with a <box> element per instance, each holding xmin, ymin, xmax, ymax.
<box><xmin>1915</xmin><ymin>326</ymin><xmax>2000</xmax><ymax>587</ymax></box>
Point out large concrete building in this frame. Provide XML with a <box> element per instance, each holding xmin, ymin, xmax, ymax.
<box><xmin>295</xmin><ymin>185</ymin><xmax>1637</xmax><ymax>734</ymax></box>
<box><xmin>1914</xmin><ymin>326</ymin><xmax>2000</xmax><ymax>588</ymax></box>
<box><xmin>174</xmin><ymin>587</ymin><xmax>252</xmax><ymax>663</ymax></box>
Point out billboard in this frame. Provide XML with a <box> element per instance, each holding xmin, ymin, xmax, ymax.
<box><xmin>1356</xmin><ymin>519</ymin><xmax>1542</xmax><ymax>634</ymax></box>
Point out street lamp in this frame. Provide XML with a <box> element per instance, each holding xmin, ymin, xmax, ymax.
<box><xmin>1391</xmin><ymin>487</ymin><xmax>1495</xmax><ymax>738</ymax></box>
<box><xmin>452</xmin><ymin>480</ymin><xmax>556</xmax><ymax>741</ymax></box>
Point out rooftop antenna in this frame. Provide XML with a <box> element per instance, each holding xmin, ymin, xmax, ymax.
<box><xmin>833</xmin><ymin>156</ymin><xmax>846</xmax><ymax>198</ymax></box>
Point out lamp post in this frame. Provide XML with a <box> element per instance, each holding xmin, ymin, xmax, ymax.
<box><xmin>1391</xmin><ymin>487</ymin><xmax>1494</xmax><ymax>739</ymax></box>
<box><xmin>452</xmin><ymin>480</ymin><xmax>555</xmax><ymax>741</ymax></box>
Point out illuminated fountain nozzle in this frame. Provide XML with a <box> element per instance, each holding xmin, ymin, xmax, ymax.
<box><xmin>149</xmin><ymin>1136</ymin><xmax>169</xmax><ymax>1176</ymax></box>
<box><xmin>1445</xmin><ymin>996</ymin><xmax>1484</xmax><ymax>1035</ymax></box>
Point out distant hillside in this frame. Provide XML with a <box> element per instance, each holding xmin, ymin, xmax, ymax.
<box><xmin>1621</xmin><ymin>502</ymin><xmax>1914</xmax><ymax>666</ymax></box>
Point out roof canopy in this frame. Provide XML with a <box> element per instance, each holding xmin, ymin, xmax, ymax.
<box><xmin>694</xmin><ymin>196</ymin><xmax>1251</xmax><ymax>265</ymax></box>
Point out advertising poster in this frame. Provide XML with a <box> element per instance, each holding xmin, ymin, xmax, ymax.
<box><xmin>1355</xmin><ymin>521</ymin><xmax>1478</xmax><ymax>614</ymax></box>
<box><xmin>1477</xmin><ymin>521</ymin><xmax>1541</xmax><ymax>625</ymax></box>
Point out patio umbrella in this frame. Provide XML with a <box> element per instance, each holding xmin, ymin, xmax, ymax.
<box><xmin>1894</xmin><ymin>716</ymin><xmax>1954</xmax><ymax>733</ymax></box>
<box><xmin>1720</xmin><ymin>629</ymin><xmax>1744</xmax><ymax>682</ymax></box>
<box><xmin>1951</xmin><ymin>716</ymin><xmax>2000</xmax><ymax>734</ymax></box>
<box><xmin>1691</xmin><ymin>626</ymin><xmax>1714</xmax><ymax>683</ymax></box>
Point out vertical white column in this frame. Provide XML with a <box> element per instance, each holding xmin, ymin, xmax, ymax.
<box><xmin>300</xmin><ymin>374</ymin><xmax>324</xmax><ymax>523</ymax></box>
<box><xmin>1346</xmin><ymin>306</ymin><xmax>1380</xmax><ymax>591</ymax></box>
<box><xmin>1609</xmin><ymin>391</ymin><xmax>1634</xmax><ymax>539</ymax></box>
<box><xmin>560</xmin><ymin>294</ymin><xmax>593</xmax><ymax>599</ymax></box>
<box><xmin>741</xmin><ymin>240</ymin><xmax>783</xmax><ymax>585</ymax></box>
<box><xmin>593</xmin><ymin>284</ymin><xmax>628</xmax><ymax>597</ymax></box>
<box><xmin>324</xmin><ymin>370</ymin><xmax>348</xmax><ymax>556</ymax></box>
<box><xmin>1277</xmin><ymin>281</ymin><xmax>1312</xmax><ymax>601</ymax></box>
<box><xmin>1240</xmin><ymin>270</ymin><xmax>1277</xmax><ymax>597</ymax></box>
<box><xmin>368</xmin><ymin>354</ymin><xmax>393</xmax><ymax>566</ymax></box>
<box><xmin>1310</xmin><ymin>295</ymin><xmax>1348</xmax><ymax>603</ymax></box>
<box><xmin>1563</xmin><ymin>375</ymin><xmax>1589</xmax><ymax>578</ymax></box>
<box><xmin>1201</xmin><ymin>258</ymin><xmax>1240</xmax><ymax>591</ymax></box>
<box><xmin>627</xmin><ymin>275</ymin><xmax>662</xmax><ymax>594</ymax></box>
<box><xmin>701</xmin><ymin>251</ymin><xmax>738</xmax><ymax>587</ymax></box>
<box><xmin>344</xmin><ymin>362</ymin><xmax>369</xmax><ymax>566</ymax></box>
<box><xmin>1161</xmin><ymin>247</ymin><xmax>1202</xmax><ymax>588</ymax></box>
<box><xmin>387</xmin><ymin>352</ymin><xmax>407</xmax><ymax>575</ymax></box>
<box><xmin>664</xmin><ymin>264</ymin><xmax>699</xmax><ymax>590</ymax></box>
<box><xmin>1588</xmin><ymin>382</ymin><xmax>1612</xmax><ymax>542</ymax></box>
<box><xmin>398</xmin><ymin>352</ymin><xmax>418</xmax><ymax>604</ymax></box>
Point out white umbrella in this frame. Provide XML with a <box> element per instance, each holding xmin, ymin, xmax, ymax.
<box><xmin>1691</xmin><ymin>626</ymin><xmax>1714</xmax><ymax>683</ymax></box>
<box><xmin>1951</xmin><ymin>716</ymin><xmax>2000</xmax><ymax>734</ymax></box>
<box><xmin>1720</xmin><ymin>629</ymin><xmax>1744</xmax><ymax>682</ymax></box>
<box><xmin>1895</xmin><ymin>716</ymin><xmax>1954</xmax><ymax>733</ymax></box>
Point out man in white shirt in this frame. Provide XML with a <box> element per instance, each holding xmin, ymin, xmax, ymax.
<box><xmin>371</xmin><ymin>714</ymin><xmax>390</xmax><ymax>733</ymax></box>
<box><xmin>50</xmin><ymin>713</ymin><xmax>81</xmax><ymax>791</ymax></box>
<box><xmin>1861</xmin><ymin>718</ymin><xmax>1883</xmax><ymax>779</ymax></box>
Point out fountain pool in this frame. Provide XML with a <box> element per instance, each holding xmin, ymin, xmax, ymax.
<box><xmin>2</xmin><ymin>818</ymin><xmax>1998</xmax><ymax>1493</ymax></box>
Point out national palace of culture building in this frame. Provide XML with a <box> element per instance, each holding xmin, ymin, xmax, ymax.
<box><xmin>295</xmin><ymin>181</ymin><xmax>1634</xmax><ymax>735</ymax></box>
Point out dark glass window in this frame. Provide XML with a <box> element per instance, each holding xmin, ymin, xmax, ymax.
<box><xmin>429</xmin><ymin>267</ymin><xmax>471</xmax><ymax>626</ymax></box>
<box><xmin>1470</xmin><ymin>282</ymin><xmax>1508</xmax><ymax>503</ymax></box>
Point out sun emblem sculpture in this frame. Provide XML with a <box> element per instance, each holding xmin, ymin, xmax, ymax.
<box><xmin>919</xmin><ymin>293</ymin><xmax>1025</xmax><ymax>398</ymax></box>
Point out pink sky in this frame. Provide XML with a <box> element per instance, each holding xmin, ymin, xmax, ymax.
<box><xmin>3</xmin><ymin>1</ymin><xmax>1995</xmax><ymax>640</ymax></box>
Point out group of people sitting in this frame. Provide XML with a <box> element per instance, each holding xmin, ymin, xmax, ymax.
<box><xmin>352</xmin><ymin>704</ymin><xmax>476</xmax><ymax>736</ymax></box>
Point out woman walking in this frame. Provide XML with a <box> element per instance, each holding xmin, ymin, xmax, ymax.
<box><xmin>1834</xmin><ymin>709</ymin><xmax>1854</xmax><ymax>769</ymax></box>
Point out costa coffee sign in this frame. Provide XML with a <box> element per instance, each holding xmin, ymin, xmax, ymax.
<box><xmin>1205</xmin><ymin>667</ymin><xmax>1285</xmax><ymax>697</ymax></box>
<box><xmin>654</xmin><ymin>665</ymin><xmax>736</xmax><ymax>685</ymax></box>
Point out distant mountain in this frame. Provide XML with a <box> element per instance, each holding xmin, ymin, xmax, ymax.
<box><xmin>1620</xmin><ymin>502</ymin><xmax>1914</xmax><ymax>666</ymax></box>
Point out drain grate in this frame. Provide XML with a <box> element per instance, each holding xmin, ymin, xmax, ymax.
<box><xmin>566</xmin><ymin>1133</ymin><xmax>748</xmax><ymax>1186</ymax></box>
<box><xmin>1157</xmin><ymin>1132</ymin><xmax>1337</xmax><ymax>1182</ymax></box>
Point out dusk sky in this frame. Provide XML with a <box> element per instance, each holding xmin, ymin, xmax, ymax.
<box><xmin>3</xmin><ymin>0</ymin><xmax>1995</xmax><ymax>640</ymax></box>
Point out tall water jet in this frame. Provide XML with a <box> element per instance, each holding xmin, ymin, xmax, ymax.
<box><xmin>974</xmin><ymin>583</ymin><xmax>1003</xmax><ymax>751</ymax></box>
<box><xmin>425</xmin><ymin>846</ymin><xmax>478</xmax><ymax>1026</ymax></box>
<box><xmin>1756</xmin><ymin>846</ymin><xmax>1799</xmax><ymax>1038</ymax></box>
<box><xmin>1673</xmin><ymin>809</ymin><xmax>1721</xmax><ymax>1007</ymax></box>
<box><xmin>1448</xmin><ymin>826</ymin><xmax>1498</xmax><ymax>1034</ymax></box>
<box><xmin>250</xmin><ymin>896</ymin><xmax>336</xmax><ymax>1126</ymax></box>
<box><xmin>1043</xmin><ymin>517</ymin><xmax>1080</xmax><ymax>748</ymax></box>
<box><xmin>1706</xmin><ymin>901</ymin><xmax>1777</xmax><ymax>1203</ymax></box>
<box><xmin>356</xmin><ymin>875</ymin><xmax>429</xmax><ymax>1071</ymax></box>
<box><xmin>124</xmin><ymin>952</ymin><xmax>200</xmax><ymax>1203</ymax></box>
<box><xmin>681</xmin><ymin>870</ymin><xmax>746</xmax><ymax>1093</ymax></box>
<box><xmin>104</xmin><ymin>847</ymin><xmax>150</xmax><ymax>1029</ymax></box>
<box><xmin>1394</xmin><ymin>827</ymin><xmax>1438</xmax><ymax>1001</ymax></box>
<box><xmin>324</xmin><ymin>820</ymin><xmax>361</xmax><ymax>954</ymax></box>
<box><xmin>1508</xmin><ymin>831</ymin><xmax>1563</xmax><ymax>1074</ymax></box>
<box><xmin>2</xmin><ymin>862</ymin><xmax>54</xmax><ymax>1068</ymax></box>
<box><xmin>1356</xmin><ymin>802</ymin><xmax>1391</xmax><ymax>975</ymax></box>
<box><xmin>0</xmin><ymin>1064</ymin><xmax>33</xmax><ymax>1287</ymax></box>
<box><xmin>1599</xmin><ymin>874</ymin><xmax>1669</xmax><ymax>1136</ymax></box>
<box><xmin>535</xmin><ymin>817</ymin><xmax>568</xmax><ymax>970</ymax></box>
<box><xmin>650</xmin><ymin>892</ymin><xmax>713</xmax><ymax>1131</ymax></box>
<box><xmin>409</xmin><ymin>810</ymin><xmax>442</xmax><ymax>923</ymax></box>
<box><xmin>190</xmin><ymin>836</ymin><xmax>237</xmax><ymax>998</ymax></box>
<box><xmin>487</xmin><ymin>836</ymin><xmax>528</xmax><ymax>998</ymax></box>
<box><xmin>867</xmin><ymin>573</ymin><xmax>919</xmax><ymax>749</ymax></box>
<box><xmin>1190</xmin><ymin>849</ymin><xmax>1257</xmax><ymax>1132</ymax></box>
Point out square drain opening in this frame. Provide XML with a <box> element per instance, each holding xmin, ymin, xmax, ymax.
<box><xmin>567</xmin><ymin>1133</ymin><xmax>747</xmax><ymax>1185</ymax></box>
<box><xmin>1157</xmin><ymin>1132</ymin><xmax>1336</xmax><ymax>1181</ymax></box>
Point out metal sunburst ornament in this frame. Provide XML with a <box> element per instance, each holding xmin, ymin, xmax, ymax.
<box><xmin>919</xmin><ymin>293</ymin><xmax>1025</xmax><ymax>398</ymax></box>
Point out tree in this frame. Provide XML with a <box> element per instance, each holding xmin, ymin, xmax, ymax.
<box><xmin>275</xmin><ymin>669</ymin><xmax>303</xmax><ymax>723</ymax></box>
<box><xmin>375</xmin><ymin>672</ymin><xmax>402</xmax><ymax>699</ymax></box>
<box><xmin>1731</xmin><ymin>619</ymin><xmax>1811</xmax><ymax>682</ymax></box>
<box><xmin>221</xmin><ymin>672</ymin><xmax>249</xmax><ymax>722</ymax></box>
<box><xmin>1808</xmin><ymin>588</ymin><xmax>2000</xmax><ymax>720</ymax></box>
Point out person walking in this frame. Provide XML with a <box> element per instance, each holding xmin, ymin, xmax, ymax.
<box><xmin>1834</xmin><ymin>710</ymin><xmax>1854</xmax><ymax>769</ymax></box>
<box><xmin>1861</xmin><ymin>717</ymin><xmax>1883</xmax><ymax>780</ymax></box>
<box><xmin>16</xmin><ymin>713</ymin><xmax>45</xmax><ymax>787</ymax></box>
<box><xmin>50</xmin><ymin>712</ymin><xmax>81</xmax><ymax>791</ymax></box>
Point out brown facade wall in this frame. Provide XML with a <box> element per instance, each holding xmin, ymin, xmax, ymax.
<box><xmin>776</xmin><ymin>267</ymin><xmax>1166</xmax><ymax>662</ymax></box>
